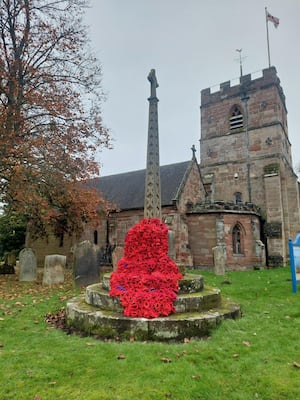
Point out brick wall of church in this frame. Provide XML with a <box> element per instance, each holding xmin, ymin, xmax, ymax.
<box><xmin>187</xmin><ymin>211</ymin><xmax>262</xmax><ymax>270</ymax></box>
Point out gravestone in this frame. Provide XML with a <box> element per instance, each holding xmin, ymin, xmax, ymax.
<box><xmin>5</xmin><ymin>252</ymin><xmax>16</xmax><ymax>266</ymax></box>
<box><xmin>19</xmin><ymin>248</ymin><xmax>37</xmax><ymax>281</ymax></box>
<box><xmin>212</xmin><ymin>245</ymin><xmax>226</xmax><ymax>276</ymax></box>
<box><xmin>0</xmin><ymin>252</ymin><xmax>16</xmax><ymax>274</ymax></box>
<box><xmin>43</xmin><ymin>254</ymin><xmax>66</xmax><ymax>285</ymax></box>
<box><xmin>255</xmin><ymin>240</ymin><xmax>266</xmax><ymax>269</ymax></box>
<box><xmin>73</xmin><ymin>240</ymin><xmax>100</xmax><ymax>287</ymax></box>
<box><xmin>112</xmin><ymin>246</ymin><xmax>124</xmax><ymax>271</ymax></box>
<box><xmin>168</xmin><ymin>230</ymin><xmax>176</xmax><ymax>260</ymax></box>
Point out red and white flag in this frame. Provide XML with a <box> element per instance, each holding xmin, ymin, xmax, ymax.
<box><xmin>267</xmin><ymin>12</ymin><xmax>279</xmax><ymax>28</ymax></box>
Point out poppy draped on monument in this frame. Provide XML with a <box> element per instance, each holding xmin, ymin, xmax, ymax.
<box><xmin>109</xmin><ymin>218</ymin><xmax>183</xmax><ymax>318</ymax></box>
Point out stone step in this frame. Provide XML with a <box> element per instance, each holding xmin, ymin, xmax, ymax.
<box><xmin>101</xmin><ymin>273</ymin><xmax>204</xmax><ymax>294</ymax></box>
<box><xmin>85</xmin><ymin>283</ymin><xmax>221</xmax><ymax>313</ymax></box>
<box><xmin>66</xmin><ymin>295</ymin><xmax>241</xmax><ymax>341</ymax></box>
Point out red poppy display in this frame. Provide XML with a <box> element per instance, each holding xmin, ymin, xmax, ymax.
<box><xmin>109</xmin><ymin>218</ymin><xmax>183</xmax><ymax>318</ymax></box>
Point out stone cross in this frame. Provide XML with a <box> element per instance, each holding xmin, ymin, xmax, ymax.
<box><xmin>191</xmin><ymin>144</ymin><xmax>196</xmax><ymax>160</ymax></box>
<box><xmin>148</xmin><ymin>68</ymin><xmax>159</xmax><ymax>98</ymax></box>
<box><xmin>144</xmin><ymin>69</ymin><xmax>161</xmax><ymax>219</ymax></box>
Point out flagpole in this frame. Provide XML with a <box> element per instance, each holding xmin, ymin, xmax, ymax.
<box><xmin>265</xmin><ymin>7</ymin><xmax>271</xmax><ymax>67</ymax></box>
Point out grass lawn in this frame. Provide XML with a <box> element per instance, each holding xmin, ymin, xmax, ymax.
<box><xmin>1</xmin><ymin>267</ymin><xmax>300</xmax><ymax>399</ymax></box>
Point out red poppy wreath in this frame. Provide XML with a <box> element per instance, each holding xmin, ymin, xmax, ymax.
<box><xmin>109</xmin><ymin>218</ymin><xmax>183</xmax><ymax>318</ymax></box>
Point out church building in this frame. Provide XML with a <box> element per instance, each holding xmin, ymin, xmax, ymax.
<box><xmin>29</xmin><ymin>67</ymin><xmax>300</xmax><ymax>270</ymax></box>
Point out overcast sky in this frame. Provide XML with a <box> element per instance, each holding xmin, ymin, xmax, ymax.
<box><xmin>85</xmin><ymin>0</ymin><xmax>300</xmax><ymax>177</ymax></box>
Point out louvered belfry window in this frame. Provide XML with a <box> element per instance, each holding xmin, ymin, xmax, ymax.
<box><xmin>230</xmin><ymin>105</ymin><xmax>243</xmax><ymax>130</ymax></box>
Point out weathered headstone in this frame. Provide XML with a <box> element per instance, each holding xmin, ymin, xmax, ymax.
<box><xmin>5</xmin><ymin>252</ymin><xmax>16</xmax><ymax>266</ymax></box>
<box><xmin>112</xmin><ymin>246</ymin><xmax>124</xmax><ymax>271</ymax></box>
<box><xmin>73</xmin><ymin>240</ymin><xmax>100</xmax><ymax>287</ymax></box>
<box><xmin>42</xmin><ymin>254</ymin><xmax>66</xmax><ymax>285</ymax></box>
<box><xmin>19</xmin><ymin>248</ymin><xmax>37</xmax><ymax>281</ymax></box>
<box><xmin>0</xmin><ymin>252</ymin><xmax>16</xmax><ymax>274</ymax></box>
<box><xmin>255</xmin><ymin>240</ymin><xmax>266</xmax><ymax>269</ymax></box>
<box><xmin>212</xmin><ymin>245</ymin><xmax>226</xmax><ymax>276</ymax></box>
<box><xmin>168</xmin><ymin>230</ymin><xmax>176</xmax><ymax>260</ymax></box>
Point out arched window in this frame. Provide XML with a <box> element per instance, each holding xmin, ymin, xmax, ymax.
<box><xmin>93</xmin><ymin>230</ymin><xmax>98</xmax><ymax>245</ymax></box>
<box><xmin>232</xmin><ymin>224</ymin><xmax>243</xmax><ymax>254</ymax></box>
<box><xmin>234</xmin><ymin>192</ymin><xmax>242</xmax><ymax>204</ymax></box>
<box><xmin>229</xmin><ymin>105</ymin><xmax>243</xmax><ymax>130</ymax></box>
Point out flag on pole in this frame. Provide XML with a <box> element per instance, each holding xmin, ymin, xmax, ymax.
<box><xmin>265</xmin><ymin>8</ymin><xmax>279</xmax><ymax>67</ymax></box>
<box><xmin>267</xmin><ymin>11</ymin><xmax>279</xmax><ymax>28</ymax></box>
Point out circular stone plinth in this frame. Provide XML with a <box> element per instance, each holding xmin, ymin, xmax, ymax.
<box><xmin>85</xmin><ymin>283</ymin><xmax>221</xmax><ymax>313</ymax></box>
<box><xmin>66</xmin><ymin>273</ymin><xmax>241</xmax><ymax>341</ymax></box>
<box><xmin>66</xmin><ymin>295</ymin><xmax>241</xmax><ymax>341</ymax></box>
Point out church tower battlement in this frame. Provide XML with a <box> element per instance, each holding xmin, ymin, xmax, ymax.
<box><xmin>201</xmin><ymin>67</ymin><xmax>286</xmax><ymax>109</ymax></box>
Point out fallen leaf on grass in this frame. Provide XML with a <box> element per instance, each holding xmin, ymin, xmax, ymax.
<box><xmin>86</xmin><ymin>342</ymin><xmax>96</xmax><ymax>346</ymax></box>
<box><xmin>242</xmin><ymin>341</ymin><xmax>250</xmax><ymax>347</ymax></box>
<box><xmin>117</xmin><ymin>354</ymin><xmax>126</xmax><ymax>360</ymax></box>
<box><xmin>176</xmin><ymin>350</ymin><xmax>187</xmax><ymax>359</ymax></box>
<box><xmin>293</xmin><ymin>361</ymin><xmax>300</xmax><ymax>368</ymax></box>
<box><xmin>160</xmin><ymin>357</ymin><xmax>172</xmax><ymax>363</ymax></box>
<box><xmin>48</xmin><ymin>381</ymin><xmax>57</xmax><ymax>385</ymax></box>
<box><xmin>192</xmin><ymin>374</ymin><xmax>201</xmax><ymax>380</ymax></box>
<box><xmin>0</xmin><ymin>342</ymin><xmax>4</xmax><ymax>348</ymax></box>
<box><xmin>0</xmin><ymin>317</ymin><xmax>4</xmax><ymax>321</ymax></box>
<box><xmin>232</xmin><ymin>353</ymin><xmax>240</xmax><ymax>358</ymax></box>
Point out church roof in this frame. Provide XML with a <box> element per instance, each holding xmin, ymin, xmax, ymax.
<box><xmin>91</xmin><ymin>160</ymin><xmax>193</xmax><ymax>210</ymax></box>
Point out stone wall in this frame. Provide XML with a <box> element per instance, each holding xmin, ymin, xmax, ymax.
<box><xmin>28</xmin><ymin>232</ymin><xmax>76</xmax><ymax>267</ymax></box>
<box><xmin>187</xmin><ymin>206</ymin><xmax>262</xmax><ymax>270</ymax></box>
<box><xmin>28</xmin><ymin>219</ymin><xmax>107</xmax><ymax>268</ymax></box>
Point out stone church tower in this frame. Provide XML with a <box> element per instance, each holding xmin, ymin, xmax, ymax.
<box><xmin>200</xmin><ymin>66</ymin><xmax>300</xmax><ymax>266</ymax></box>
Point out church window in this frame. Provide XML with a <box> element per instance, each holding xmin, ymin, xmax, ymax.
<box><xmin>234</xmin><ymin>192</ymin><xmax>242</xmax><ymax>204</ymax></box>
<box><xmin>229</xmin><ymin>105</ymin><xmax>243</xmax><ymax>130</ymax></box>
<box><xmin>232</xmin><ymin>224</ymin><xmax>243</xmax><ymax>254</ymax></box>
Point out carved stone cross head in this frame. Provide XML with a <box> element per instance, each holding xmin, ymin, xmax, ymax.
<box><xmin>148</xmin><ymin>69</ymin><xmax>159</xmax><ymax>98</ymax></box>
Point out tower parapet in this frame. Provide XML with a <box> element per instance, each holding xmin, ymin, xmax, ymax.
<box><xmin>201</xmin><ymin>67</ymin><xmax>286</xmax><ymax>111</ymax></box>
